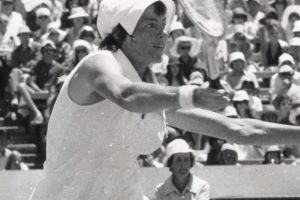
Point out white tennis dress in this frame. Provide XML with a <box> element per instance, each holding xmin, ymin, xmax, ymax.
<box><xmin>29</xmin><ymin>50</ymin><xmax>166</xmax><ymax>200</ymax></box>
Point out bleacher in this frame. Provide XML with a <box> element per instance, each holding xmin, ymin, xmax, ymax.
<box><xmin>0</xmin><ymin>165</ymin><xmax>300</xmax><ymax>200</ymax></box>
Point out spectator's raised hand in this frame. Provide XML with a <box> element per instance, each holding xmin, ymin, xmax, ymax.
<box><xmin>193</xmin><ymin>87</ymin><xmax>229</xmax><ymax>111</ymax></box>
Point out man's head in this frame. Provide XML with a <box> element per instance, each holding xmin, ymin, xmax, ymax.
<box><xmin>98</xmin><ymin>0</ymin><xmax>174</xmax><ymax>65</ymax></box>
<box><xmin>36</xmin><ymin>7</ymin><xmax>51</xmax><ymax>29</ymax></box>
<box><xmin>41</xmin><ymin>40</ymin><xmax>57</xmax><ymax>60</ymax></box>
<box><xmin>246</xmin><ymin>0</ymin><xmax>261</xmax><ymax>17</ymax></box>
<box><xmin>229</xmin><ymin>51</ymin><xmax>246</xmax><ymax>74</ymax></box>
<box><xmin>17</xmin><ymin>25</ymin><xmax>32</xmax><ymax>44</ymax></box>
<box><xmin>278</xmin><ymin>64</ymin><xmax>294</xmax><ymax>89</ymax></box>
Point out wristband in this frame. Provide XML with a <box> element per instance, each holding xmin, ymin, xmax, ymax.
<box><xmin>178</xmin><ymin>85</ymin><xmax>198</xmax><ymax>109</ymax></box>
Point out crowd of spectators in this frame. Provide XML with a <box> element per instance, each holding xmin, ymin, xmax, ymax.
<box><xmin>1</xmin><ymin>0</ymin><xmax>300</xmax><ymax>170</ymax></box>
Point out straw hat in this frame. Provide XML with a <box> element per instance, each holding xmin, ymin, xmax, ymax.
<box><xmin>68</xmin><ymin>7</ymin><xmax>89</xmax><ymax>19</ymax></box>
<box><xmin>41</xmin><ymin>40</ymin><xmax>56</xmax><ymax>49</ymax></box>
<box><xmin>221</xmin><ymin>104</ymin><xmax>239</xmax><ymax>118</ymax></box>
<box><xmin>42</xmin><ymin>22</ymin><xmax>67</xmax><ymax>42</ymax></box>
<box><xmin>97</xmin><ymin>0</ymin><xmax>175</xmax><ymax>39</ymax></box>
<box><xmin>278</xmin><ymin>64</ymin><xmax>294</xmax><ymax>73</ymax></box>
<box><xmin>169</xmin><ymin>35</ymin><xmax>201</xmax><ymax>58</ymax></box>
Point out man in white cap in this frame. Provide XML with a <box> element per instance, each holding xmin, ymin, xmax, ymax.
<box><xmin>155</xmin><ymin>138</ymin><xmax>210</xmax><ymax>200</ymax></box>
<box><xmin>29</xmin><ymin>1</ymin><xmax>300</xmax><ymax>200</ymax></box>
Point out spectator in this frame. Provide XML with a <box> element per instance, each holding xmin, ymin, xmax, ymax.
<box><xmin>60</xmin><ymin>0</ymin><xmax>79</xmax><ymax>29</ymax></box>
<box><xmin>165</xmin><ymin>56</ymin><xmax>187</xmax><ymax>86</ymax></box>
<box><xmin>1</xmin><ymin>0</ymin><xmax>25</xmax><ymax>40</ymax></box>
<box><xmin>246</xmin><ymin>0</ymin><xmax>265</xmax><ymax>36</ymax></box>
<box><xmin>155</xmin><ymin>139</ymin><xmax>210</xmax><ymax>200</ymax></box>
<box><xmin>33</xmin><ymin>7</ymin><xmax>52</xmax><ymax>43</ymax></box>
<box><xmin>232</xmin><ymin>90</ymin><xmax>252</xmax><ymax>118</ymax></box>
<box><xmin>218</xmin><ymin>143</ymin><xmax>239</xmax><ymax>165</ymax></box>
<box><xmin>262</xmin><ymin>20</ymin><xmax>288</xmax><ymax>70</ymax></box>
<box><xmin>78</xmin><ymin>25</ymin><xmax>98</xmax><ymax>51</ymax></box>
<box><xmin>269</xmin><ymin>53</ymin><xmax>300</xmax><ymax>100</ymax></box>
<box><xmin>31</xmin><ymin>40</ymin><xmax>63</xmax><ymax>90</ymax></box>
<box><xmin>0</xmin><ymin>13</ymin><xmax>16</xmax><ymax>55</ymax></box>
<box><xmin>71</xmin><ymin>39</ymin><xmax>91</xmax><ymax>66</ymax></box>
<box><xmin>65</xmin><ymin>6</ymin><xmax>89</xmax><ymax>44</ymax></box>
<box><xmin>169</xmin><ymin>36</ymin><xmax>200</xmax><ymax>79</ymax></box>
<box><xmin>271</xmin><ymin>64</ymin><xmax>300</xmax><ymax>109</ymax></box>
<box><xmin>42</xmin><ymin>23</ymin><xmax>71</xmax><ymax>65</ymax></box>
<box><xmin>262</xmin><ymin>145</ymin><xmax>283</xmax><ymax>164</ymax></box>
<box><xmin>11</xmin><ymin>25</ymin><xmax>40</xmax><ymax>70</ymax></box>
<box><xmin>222</xmin><ymin>51</ymin><xmax>259</xmax><ymax>96</ymax></box>
<box><xmin>257</xmin><ymin>104</ymin><xmax>280</xmax><ymax>122</ymax></box>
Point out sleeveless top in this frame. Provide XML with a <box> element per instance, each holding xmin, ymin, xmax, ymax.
<box><xmin>29</xmin><ymin>50</ymin><xmax>166</xmax><ymax>200</ymax></box>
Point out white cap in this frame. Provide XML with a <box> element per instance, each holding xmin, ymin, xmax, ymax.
<box><xmin>232</xmin><ymin>90</ymin><xmax>249</xmax><ymax>102</ymax></box>
<box><xmin>221</xmin><ymin>104</ymin><xmax>239</xmax><ymax>118</ymax></box>
<box><xmin>289</xmin><ymin>37</ymin><xmax>300</xmax><ymax>46</ymax></box>
<box><xmin>278</xmin><ymin>64</ymin><xmax>294</xmax><ymax>73</ymax></box>
<box><xmin>17</xmin><ymin>25</ymin><xmax>31</xmax><ymax>35</ymax></box>
<box><xmin>97</xmin><ymin>0</ymin><xmax>175</xmax><ymax>39</ymax></box>
<box><xmin>169</xmin><ymin>19</ymin><xmax>185</xmax><ymax>33</ymax></box>
<box><xmin>73</xmin><ymin>39</ymin><xmax>91</xmax><ymax>51</ymax></box>
<box><xmin>188</xmin><ymin>71</ymin><xmax>204</xmax><ymax>86</ymax></box>
<box><xmin>278</xmin><ymin>53</ymin><xmax>295</xmax><ymax>66</ymax></box>
<box><xmin>221</xmin><ymin>143</ymin><xmax>238</xmax><ymax>152</ymax></box>
<box><xmin>36</xmin><ymin>7</ymin><xmax>51</xmax><ymax>18</ymax></box>
<box><xmin>229</xmin><ymin>51</ymin><xmax>246</xmax><ymax>63</ymax></box>
<box><xmin>68</xmin><ymin>7</ymin><xmax>89</xmax><ymax>19</ymax></box>
<box><xmin>292</xmin><ymin>20</ymin><xmax>300</xmax><ymax>33</ymax></box>
<box><xmin>41</xmin><ymin>40</ymin><xmax>56</xmax><ymax>49</ymax></box>
<box><xmin>165</xmin><ymin>139</ymin><xmax>192</xmax><ymax>162</ymax></box>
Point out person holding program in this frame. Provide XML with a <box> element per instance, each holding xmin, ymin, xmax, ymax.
<box><xmin>29</xmin><ymin>0</ymin><xmax>300</xmax><ymax>200</ymax></box>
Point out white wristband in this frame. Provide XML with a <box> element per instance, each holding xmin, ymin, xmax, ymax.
<box><xmin>178</xmin><ymin>85</ymin><xmax>198</xmax><ymax>109</ymax></box>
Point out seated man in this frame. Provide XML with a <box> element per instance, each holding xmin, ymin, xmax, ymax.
<box><xmin>155</xmin><ymin>138</ymin><xmax>210</xmax><ymax>200</ymax></box>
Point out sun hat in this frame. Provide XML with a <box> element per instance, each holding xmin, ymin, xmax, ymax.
<box><xmin>165</xmin><ymin>138</ymin><xmax>192</xmax><ymax>163</ymax></box>
<box><xmin>278</xmin><ymin>53</ymin><xmax>295</xmax><ymax>66</ymax></box>
<box><xmin>232</xmin><ymin>7</ymin><xmax>248</xmax><ymax>21</ymax></box>
<box><xmin>232</xmin><ymin>90</ymin><xmax>249</xmax><ymax>102</ymax></box>
<box><xmin>79</xmin><ymin>25</ymin><xmax>96</xmax><ymax>39</ymax></box>
<box><xmin>97</xmin><ymin>0</ymin><xmax>175</xmax><ymax>39</ymax></box>
<box><xmin>278</xmin><ymin>64</ymin><xmax>294</xmax><ymax>73</ymax></box>
<box><xmin>41</xmin><ymin>40</ymin><xmax>56</xmax><ymax>49</ymax></box>
<box><xmin>281</xmin><ymin>5</ymin><xmax>300</xmax><ymax>30</ymax></box>
<box><xmin>73</xmin><ymin>39</ymin><xmax>91</xmax><ymax>51</ymax></box>
<box><xmin>169</xmin><ymin>35</ymin><xmax>201</xmax><ymax>58</ymax></box>
<box><xmin>17</xmin><ymin>25</ymin><xmax>31</xmax><ymax>36</ymax></box>
<box><xmin>221</xmin><ymin>104</ymin><xmax>239</xmax><ymax>118</ymax></box>
<box><xmin>68</xmin><ymin>7</ymin><xmax>89</xmax><ymax>19</ymax></box>
<box><xmin>188</xmin><ymin>71</ymin><xmax>204</xmax><ymax>86</ymax></box>
<box><xmin>36</xmin><ymin>7</ymin><xmax>51</xmax><ymax>18</ymax></box>
<box><xmin>229</xmin><ymin>51</ymin><xmax>246</xmax><ymax>63</ymax></box>
<box><xmin>42</xmin><ymin>22</ymin><xmax>67</xmax><ymax>42</ymax></box>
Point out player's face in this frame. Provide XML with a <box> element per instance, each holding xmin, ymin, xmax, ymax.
<box><xmin>129</xmin><ymin>4</ymin><xmax>168</xmax><ymax>64</ymax></box>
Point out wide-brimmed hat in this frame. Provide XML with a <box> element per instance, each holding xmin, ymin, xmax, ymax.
<box><xmin>169</xmin><ymin>35</ymin><xmax>201</xmax><ymax>58</ymax></box>
<box><xmin>42</xmin><ymin>23</ymin><xmax>67</xmax><ymax>42</ymax></box>
<box><xmin>68</xmin><ymin>7</ymin><xmax>89</xmax><ymax>19</ymax></box>
<box><xmin>257</xmin><ymin>104</ymin><xmax>279</xmax><ymax>120</ymax></box>
<box><xmin>188</xmin><ymin>71</ymin><xmax>204</xmax><ymax>86</ymax></box>
<box><xmin>97</xmin><ymin>0</ymin><xmax>175</xmax><ymax>39</ymax></box>
<box><xmin>17</xmin><ymin>25</ymin><xmax>32</xmax><ymax>36</ymax></box>
<box><xmin>226</xmin><ymin>24</ymin><xmax>254</xmax><ymax>40</ymax></box>
<box><xmin>79</xmin><ymin>25</ymin><xmax>96</xmax><ymax>39</ymax></box>
<box><xmin>165</xmin><ymin>138</ymin><xmax>192</xmax><ymax>164</ymax></box>
<box><xmin>169</xmin><ymin>18</ymin><xmax>185</xmax><ymax>34</ymax></box>
<box><xmin>41</xmin><ymin>40</ymin><xmax>56</xmax><ymax>49</ymax></box>
<box><xmin>229</xmin><ymin>51</ymin><xmax>246</xmax><ymax>63</ymax></box>
<box><xmin>36</xmin><ymin>7</ymin><xmax>51</xmax><ymax>18</ymax></box>
<box><xmin>221</xmin><ymin>104</ymin><xmax>239</xmax><ymax>118</ymax></box>
<box><xmin>278</xmin><ymin>53</ymin><xmax>295</xmax><ymax>66</ymax></box>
